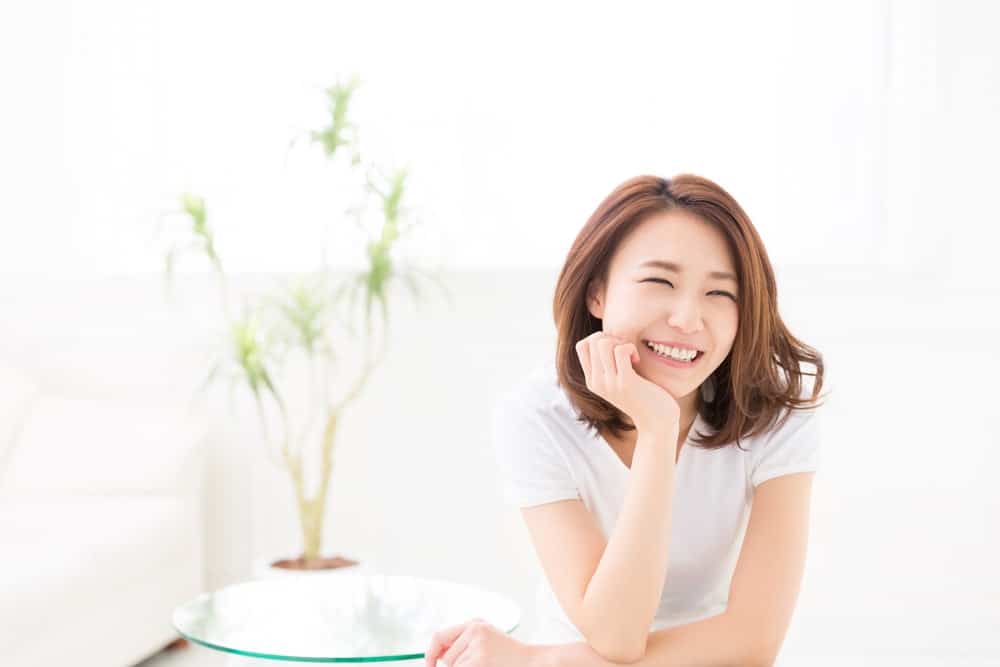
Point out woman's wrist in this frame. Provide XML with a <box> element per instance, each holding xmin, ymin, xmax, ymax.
<box><xmin>635</xmin><ymin>421</ymin><xmax>679</xmax><ymax>452</ymax></box>
<box><xmin>529</xmin><ymin>644</ymin><xmax>562</xmax><ymax>667</ymax></box>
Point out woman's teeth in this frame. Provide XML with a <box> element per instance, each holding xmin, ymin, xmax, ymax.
<box><xmin>644</xmin><ymin>341</ymin><xmax>699</xmax><ymax>362</ymax></box>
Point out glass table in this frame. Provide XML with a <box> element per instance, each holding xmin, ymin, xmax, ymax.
<box><xmin>172</xmin><ymin>573</ymin><xmax>521</xmax><ymax>663</ymax></box>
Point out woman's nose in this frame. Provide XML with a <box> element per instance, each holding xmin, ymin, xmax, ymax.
<box><xmin>667</xmin><ymin>297</ymin><xmax>701</xmax><ymax>332</ymax></box>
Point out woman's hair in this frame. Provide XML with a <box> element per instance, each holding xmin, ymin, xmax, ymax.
<box><xmin>552</xmin><ymin>174</ymin><xmax>828</xmax><ymax>451</ymax></box>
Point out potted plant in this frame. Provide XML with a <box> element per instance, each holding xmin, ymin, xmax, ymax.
<box><xmin>159</xmin><ymin>74</ymin><xmax>450</xmax><ymax>577</ymax></box>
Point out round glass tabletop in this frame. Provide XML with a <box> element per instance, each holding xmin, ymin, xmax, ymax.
<box><xmin>172</xmin><ymin>573</ymin><xmax>521</xmax><ymax>663</ymax></box>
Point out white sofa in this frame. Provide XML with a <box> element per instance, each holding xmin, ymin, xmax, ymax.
<box><xmin>0</xmin><ymin>359</ymin><xmax>208</xmax><ymax>667</ymax></box>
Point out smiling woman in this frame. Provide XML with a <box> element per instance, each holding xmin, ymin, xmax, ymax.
<box><xmin>481</xmin><ymin>173</ymin><xmax>831</xmax><ymax>665</ymax></box>
<box><xmin>555</xmin><ymin>174</ymin><xmax>826</xmax><ymax>450</ymax></box>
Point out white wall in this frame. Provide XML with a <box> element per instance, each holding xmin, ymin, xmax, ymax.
<box><xmin>7</xmin><ymin>0</ymin><xmax>995</xmax><ymax>276</ymax></box>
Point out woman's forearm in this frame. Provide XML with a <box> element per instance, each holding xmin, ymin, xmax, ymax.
<box><xmin>578</xmin><ymin>426</ymin><xmax>677</xmax><ymax>662</ymax></box>
<box><xmin>534</xmin><ymin>610</ymin><xmax>769</xmax><ymax>667</ymax></box>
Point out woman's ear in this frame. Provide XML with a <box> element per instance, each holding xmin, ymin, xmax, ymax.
<box><xmin>586</xmin><ymin>279</ymin><xmax>605</xmax><ymax>320</ymax></box>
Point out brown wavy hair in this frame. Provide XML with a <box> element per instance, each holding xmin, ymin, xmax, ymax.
<box><xmin>552</xmin><ymin>174</ymin><xmax>828</xmax><ymax>451</ymax></box>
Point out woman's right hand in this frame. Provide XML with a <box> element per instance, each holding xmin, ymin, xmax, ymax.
<box><xmin>575</xmin><ymin>331</ymin><xmax>681</xmax><ymax>440</ymax></box>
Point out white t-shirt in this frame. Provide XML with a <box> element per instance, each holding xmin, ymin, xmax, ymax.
<box><xmin>491</xmin><ymin>361</ymin><xmax>822</xmax><ymax>645</ymax></box>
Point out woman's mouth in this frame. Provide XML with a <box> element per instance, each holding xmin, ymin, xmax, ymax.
<box><xmin>642</xmin><ymin>340</ymin><xmax>704</xmax><ymax>369</ymax></box>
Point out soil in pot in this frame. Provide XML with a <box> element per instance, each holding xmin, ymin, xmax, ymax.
<box><xmin>271</xmin><ymin>555</ymin><xmax>360</xmax><ymax>571</ymax></box>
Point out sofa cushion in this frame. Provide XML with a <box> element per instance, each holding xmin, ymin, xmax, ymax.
<box><xmin>0</xmin><ymin>495</ymin><xmax>198</xmax><ymax>658</ymax></box>
<box><xmin>0</xmin><ymin>395</ymin><xmax>205</xmax><ymax>496</ymax></box>
<box><xmin>0</xmin><ymin>361</ymin><xmax>39</xmax><ymax>478</ymax></box>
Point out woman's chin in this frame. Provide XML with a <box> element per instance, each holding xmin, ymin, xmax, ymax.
<box><xmin>642</xmin><ymin>373</ymin><xmax>683</xmax><ymax>399</ymax></box>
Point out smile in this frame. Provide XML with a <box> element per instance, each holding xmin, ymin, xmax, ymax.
<box><xmin>642</xmin><ymin>340</ymin><xmax>704</xmax><ymax>368</ymax></box>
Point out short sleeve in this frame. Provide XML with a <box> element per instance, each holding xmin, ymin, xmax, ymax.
<box><xmin>491</xmin><ymin>391</ymin><xmax>581</xmax><ymax>508</ymax></box>
<box><xmin>749</xmin><ymin>406</ymin><xmax>823</xmax><ymax>488</ymax></box>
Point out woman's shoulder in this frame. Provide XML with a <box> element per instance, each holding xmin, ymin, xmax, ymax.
<box><xmin>742</xmin><ymin>377</ymin><xmax>824</xmax><ymax>482</ymax></box>
<box><xmin>494</xmin><ymin>362</ymin><xmax>570</xmax><ymax>419</ymax></box>
<box><xmin>766</xmin><ymin>375</ymin><xmax>823</xmax><ymax>436</ymax></box>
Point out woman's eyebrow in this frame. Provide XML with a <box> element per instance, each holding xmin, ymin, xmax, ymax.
<box><xmin>638</xmin><ymin>259</ymin><xmax>738</xmax><ymax>284</ymax></box>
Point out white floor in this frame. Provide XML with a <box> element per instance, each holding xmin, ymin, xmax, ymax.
<box><xmin>135</xmin><ymin>644</ymin><xmax>225</xmax><ymax>667</ymax></box>
<box><xmin>136</xmin><ymin>644</ymin><xmax>1000</xmax><ymax>667</ymax></box>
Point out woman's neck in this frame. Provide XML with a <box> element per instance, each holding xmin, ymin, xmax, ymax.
<box><xmin>677</xmin><ymin>392</ymin><xmax>701</xmax><ymax>445</ymax></box>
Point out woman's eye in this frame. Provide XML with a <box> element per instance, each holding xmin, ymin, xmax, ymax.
<box><xmin>643</xmin><ymin>279</ymin><xmax>737</xmax><ymax>301</ymax></box>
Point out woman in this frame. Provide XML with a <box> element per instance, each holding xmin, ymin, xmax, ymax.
<box><xmin>426</xmin><ymin>174</ymin><xmax>828</xmax><ymax>667</ymax></box>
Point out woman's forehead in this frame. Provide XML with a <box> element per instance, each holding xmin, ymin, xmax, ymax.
<box><xmin>613</xmin><ymin>213</ymin><xmax>736</xmax><ymax>274</ymax></box>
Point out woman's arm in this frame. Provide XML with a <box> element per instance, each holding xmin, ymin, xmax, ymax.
<box><xmin>536</xmin><ymin>472</ymin><xmax>817</xmax><ymax>667</ymax></box>
<box><xmin>534</xmin><ymin>609</ymin><xmax>770</xmax><ymax>667</ymax></box>
<box><xmin>570</xmin><ymin>332</ymin><xmax>685</xmax><ymax>662</ymax></box>
<box><xmin>578</xmin><ymin>426</ymin><xmax>678</xmax><ymax>662</ymax></box>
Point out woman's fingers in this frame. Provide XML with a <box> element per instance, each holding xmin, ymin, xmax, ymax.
<box><xmin>438</xmin><ymin>619</ymin><xmax>487</xmax><ymax>666</ymax></box>
<box><xmin>425</xmin><ymin>623</ymin><xmax>470</xmax><ymax>666</ymax></box>
<box><xmin>576</xmin><ymin>332</ymin><xmax>635</xmax><ymax>391</ymax></box>
<box><xmin>576</xmin><ymin>331</ymin><xmax>604</xmax><ymax>385</ymax></box>
<box><xmin>439</xmin><ymin>626</ymin><xmax>474</xmax><ymax>666</ymax></box>
<box><xmin>596</xmin><ymin>335</ymin><xmax>619</xmax><ymax>379</ymax></box>
<box><xmin>613</xmin><ymin>342</ymin><xmax>638</xmax><ymax>379</ymax></box>
<box><xmin>627</xmin><ymin>342</ymin><xmax>640</xmax><ymax>365</ymax></box>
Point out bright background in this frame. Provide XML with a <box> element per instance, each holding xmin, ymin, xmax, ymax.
<box><xmin>1</xmin><ymin>0</ymin><xmax>998</xmax><ymax>664</ymax></box>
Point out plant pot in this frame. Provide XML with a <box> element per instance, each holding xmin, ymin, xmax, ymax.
<box><xmin>253</xmin><ymin>553</ymin><xmax>373</xmax><ymax>580</ymax></box>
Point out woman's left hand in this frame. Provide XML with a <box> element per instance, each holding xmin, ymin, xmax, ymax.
<box><xmin>424</xmin><ymin>618</ymin><xmax>545</xmax><ymax>667</ymax></box>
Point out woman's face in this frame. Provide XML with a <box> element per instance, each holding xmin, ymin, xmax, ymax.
<box><xmin>586</xmin><ymin>209</ymin><xmax>740</xmax><ymax>404</ymax></box>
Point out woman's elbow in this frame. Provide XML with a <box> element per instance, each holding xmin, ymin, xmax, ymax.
<box><xmin>587</xmin><ymin>634</ymin><xmax>646</xmax><ymax>664</ymax></box>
